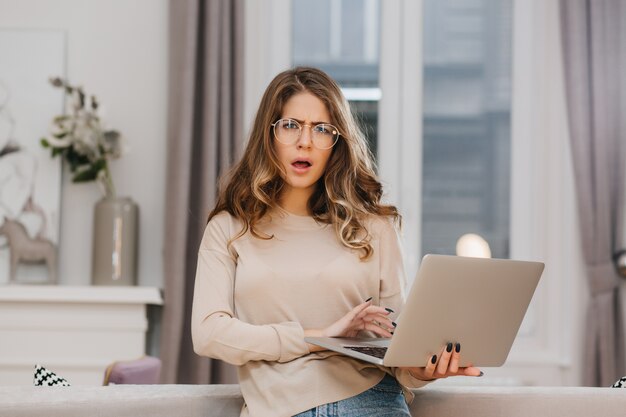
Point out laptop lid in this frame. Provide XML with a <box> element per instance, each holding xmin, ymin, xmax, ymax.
<box><xmin>305</xmin><ymin>254</ymin><xmax>544</xmax><ymax>368</ymax></box>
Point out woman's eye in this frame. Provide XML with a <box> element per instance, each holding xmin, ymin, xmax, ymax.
<box><xmin>283</xmin><ymin>120</ymin><xmax>299</xmax><ymax>129</ymax></box>
<box><xmin>314</xmin><ymin>125</ymin><xmax>331</xmax><ymax>135</ymax></box>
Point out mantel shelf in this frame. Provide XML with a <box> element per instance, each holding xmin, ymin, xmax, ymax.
<box><xmin>0</xmin><ymin>285</ymin><xmax>163</xmax><ymax>305</ymax></box>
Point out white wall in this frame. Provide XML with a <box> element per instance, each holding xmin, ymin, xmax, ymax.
<box><xmin>0</xmin><ymin>0</ymin><xmax>168</xmax><ymax>287</ymax></box>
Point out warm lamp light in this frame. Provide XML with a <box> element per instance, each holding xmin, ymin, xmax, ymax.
<box><xmin>456</xmin><ymin>233</ymin><xmax>492</xmax><ymax>258</ymax></box>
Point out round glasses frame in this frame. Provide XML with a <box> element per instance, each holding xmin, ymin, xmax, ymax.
<box><xmin>271</xmin><ymin>118</ymin><xmax>341</xmax><ymax>150</ymax></box>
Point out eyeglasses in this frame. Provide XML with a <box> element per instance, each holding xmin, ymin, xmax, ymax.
<box><xmin>271</xmin><ymin>118</ymin><xmax>340</xmax><ymax>150</ymax></box>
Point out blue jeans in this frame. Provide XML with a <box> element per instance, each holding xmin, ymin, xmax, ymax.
<box><xmin>292</xmin><ymin>374</ymin><xmax>411</xmax><ymax>417</ymax></box>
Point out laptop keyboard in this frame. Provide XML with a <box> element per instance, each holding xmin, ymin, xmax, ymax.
<box><xmin>345</xmin><ymin>346</ymin><xmax>388</xmax><ymax>359</ymax></box>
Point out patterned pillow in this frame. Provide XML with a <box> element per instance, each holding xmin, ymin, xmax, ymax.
<box><xmin>612</xmin><ymin>376</ymin><xmax>626</xmax><ymax>388</ymax></box>
<box><xmin>34</xmin><ymin>364</ymin><xmax>70</xmax><ymax>386</ymax></box>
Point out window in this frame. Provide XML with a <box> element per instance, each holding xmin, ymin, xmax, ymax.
<box><xmin>247</xmin><ymin>0</ymin><xmax>578</xmax><ymax>385</ymax></box>
<box><xmin>292</xmin><ymin>0</ymin><xmax>512</xmax><ymax>260</ymax></box>
<box><xmin>292</xmin><ymin>0</ymin><xmax>381</xmax><ymax>157</ymax></box>
<box><xmin>421</xmin><ymin>0</ymin><xmax>513</xmax><ymax>258</ymax></box>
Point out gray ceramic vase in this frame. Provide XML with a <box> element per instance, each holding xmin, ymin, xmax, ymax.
<box><xmin>92</xmin><ymin>196</ymin><xmax>139</xmax><ymax>286</ymax></box>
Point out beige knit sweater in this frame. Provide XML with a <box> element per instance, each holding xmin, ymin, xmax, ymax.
<box><xmin>191</xmin><ymin>209</ymin><xmax>427</xmax><ymax>417</ymax></box>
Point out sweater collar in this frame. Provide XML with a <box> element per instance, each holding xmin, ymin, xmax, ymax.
<box><xmin>271</xmin><ymin>207</ymin><xmax>326</xmax><ymax>231</ymax></box>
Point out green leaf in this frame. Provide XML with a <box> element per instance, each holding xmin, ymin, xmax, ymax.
<box><xmin>65</xmin><ymin>147</ymin><xmax>91</xmax><ymax>171</ymax></box>
<box><xmin>53</xmin><ymin>115</ymin><xmax>69</xmax><ymax>123</ymax></box>
<box><xmin>93</xmin><ymin>158</ymin><xmax>106</xmax><ymax>172</ymax></box>
<box><xmin>72</xmin><ymin>169</ymin><xmax>98</xmax><ymax>182</ymax></box>
<box><xmin>40</xmin><ymin>138</ymin><xmax>50</xmax><ymax>148</ymax></box>
<box><xmin>49</xmin><ymin>77</ymin><xmax>64</xmax><ymax>87</ymax></box>
<box><xmin>71</xmin><ymin>159</ymin><xmax>106</xmax><ymax>183</ymax></box>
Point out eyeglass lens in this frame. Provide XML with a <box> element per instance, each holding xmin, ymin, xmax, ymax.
<box><xmin>273</xmin><ymin>118</ymin><xmax>338</xmax><ymax>149</ymax></box>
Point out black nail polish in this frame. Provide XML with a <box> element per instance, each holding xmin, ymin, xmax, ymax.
<box><xmin>365</xmin><ymin>297</ymin><xmax>372</xmax><ymax>302</ymax></box>
<box><xmin>478</xmin><ymin>371</ymin><xmax>484</xmax><ymax>377</ymax></box>
<box><xmin>455</xmin><ymin>343</ymin><xmax>461</xmax><ymax>353</ymax></box>
<box><xmin>446</xmin><ymin>342</ymin><xmax>453</xmax><ymax>353</ymax></box>
<box><xmin>390</xmin><ymin>331</ymin><xmax>394</xmax><ymax>335</ymax></box>
<box><xmin>431</xmin><ymin>355</ymin><xmax>437</xmax><ymax>364</ymax></box>
<box><xmin>385</xmin><ymin>307</ymin><xmax>394</xmax><ymax>313</ymax></box>
<box><xmin>392</xmin><ymin>322</ymin><xmax>397</xmax><ymax>327</ymax></box>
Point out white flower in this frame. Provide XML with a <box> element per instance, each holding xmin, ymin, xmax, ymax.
<box><xmin>40</xmin><ymin>77</ymin><xmax>125</xmax><ymax>198</ymax></box>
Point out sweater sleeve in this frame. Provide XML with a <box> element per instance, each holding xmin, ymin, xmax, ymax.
<box><xmin>191</xmin><ymin>214</ymin><xmax>310</xmax><ymax>366</ymax></box>
<box><xmin>376</xmin><ymin>218</ymin><xmax>430</xmax><ymax>389</ymax></box>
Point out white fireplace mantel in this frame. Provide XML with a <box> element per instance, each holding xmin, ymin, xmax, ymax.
<box><xmin>0</xmin><ymin>285</ymin><xmax>162</xmax><ymax>386</ymax></box>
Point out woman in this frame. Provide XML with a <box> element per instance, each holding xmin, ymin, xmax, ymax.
<box><xmin>191</xmin><ymin>67</ymin><xmax>481</xmax><ymax>417</ymax></box>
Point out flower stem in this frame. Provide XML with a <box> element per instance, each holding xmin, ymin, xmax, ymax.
<box><xmin>102</xmin><ymin>162</ymin><xmax>116</xmax><ymax>198</ymax></box>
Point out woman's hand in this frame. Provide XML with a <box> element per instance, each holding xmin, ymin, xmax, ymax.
<box><xmin>401</xmin><ymin>342</ymin><xmax>482</xmax><ymax>381</ymax></box>
<box><xmin>305</xmin><ymin>299</ymin><xmax>394</xmax><ymax>352</ymax></box>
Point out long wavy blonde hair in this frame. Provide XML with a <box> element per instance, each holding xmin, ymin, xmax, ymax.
<box><xmin>208</xmin><ymin>67</ymin><xmax>399</xmax><ymax>259</ymax></box>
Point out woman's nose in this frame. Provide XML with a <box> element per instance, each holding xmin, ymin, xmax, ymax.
<box><xmin>296</xmin><ymin>125</ymin><xmax>313</xmax><ymax>148</ymax></box>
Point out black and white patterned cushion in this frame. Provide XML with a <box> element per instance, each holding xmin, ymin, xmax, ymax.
<box><xmin>33</xmin><ymin>364</ymin><xmax>70</xmax><ymax>386</ymax></box>
<box><xmin>612</xmin><ymin>376</ymin><xmax>626</xmax><ymax>388</ymax></box>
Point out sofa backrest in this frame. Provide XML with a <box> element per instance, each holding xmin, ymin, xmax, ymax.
<box><xmin>2</xmin><ymin>384</ymin><xmax>625</xmax><ymax>417</ymax></box>
<box><xmin>411</xmin><ymin>386</ymin><xmax>626</xmax><ymax>417</ymax></box>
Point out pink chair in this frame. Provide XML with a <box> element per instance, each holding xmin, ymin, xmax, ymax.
<box><xmin>103</xmin><ymin>356</ymin><xmax>161</xmax><ymax>385</ymax></box>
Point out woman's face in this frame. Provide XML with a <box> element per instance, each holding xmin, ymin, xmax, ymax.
<box><xmin>273</xmin><ymin>91</ymin><xmax>334</xmax><ymax>197</ymax></box>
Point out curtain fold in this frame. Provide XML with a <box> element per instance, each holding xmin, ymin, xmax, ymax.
<box><xmin>560</xmin><ymin>0</ymin><xmax>625</xmax><ymax>387</ymax></box>
<box><xmin>160</xmin><ymin>0</ymin><xmax>244</xmax><ymax>384</ymax></box>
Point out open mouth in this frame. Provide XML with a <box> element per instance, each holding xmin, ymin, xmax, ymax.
<box><xmin>292</xmin><ymin>160</ymin><xmax>312</xmax><ymax>168</ymax></box>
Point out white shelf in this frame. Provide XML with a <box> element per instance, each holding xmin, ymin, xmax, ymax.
<box><xmin>0</xmin><ymin>285</ymin><xmax>163</xmax><ymax>305</ymax></box>
<box><xmin>0</xmin><ymin>285</ymin><xmax>162</xmax><ymax>386</ymax></box>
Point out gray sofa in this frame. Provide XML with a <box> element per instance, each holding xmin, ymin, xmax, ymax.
<box><xmin>1</xmin><ymin>384</ymin><xmax>625</xmax><ymax>416</ymax></box>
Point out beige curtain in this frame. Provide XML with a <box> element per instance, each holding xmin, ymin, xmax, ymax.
<box><xmin>160</xmin><ymin>0</ymin><xmax>244</xmax><ymax>384</ymax></box>
<box><xmin>560</xmin><ymin>0</ymin><xmax>626</xmax><ymax>386</ymax></box>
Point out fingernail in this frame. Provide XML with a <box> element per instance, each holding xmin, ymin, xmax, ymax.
<box><xmin>392</xmin><ymin>322</ymin><xmax>397</xmax><ymax>327</ymax></box>
<box><xmin>385</xmin><ymin>307</ymin><xmax>394</xmax><ymax>313</ymax></box>
<box><xmin>455</xmin><ymin>343</ymin><xmax>461</xmax><ymax>353</ymax></box>
<box><xmin>446</xmin><ymin>342</ymin><xmax>453</xmax><ymax>353</ymax></box>
<box><xmin>431</xmin><ymin>355</ymin><xmax>437</xmax><ymax>364</ymax></box>
<box><xmin>365</xmin><ymin>297</ymin><xmax>372</xmax><ymax>302</ymax></box>
<box><xmin>478</xmin><ymin>371</ymin><xmax>484</xmax><ymax>377</ymax></box>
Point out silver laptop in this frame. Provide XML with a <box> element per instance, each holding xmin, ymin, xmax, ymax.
<box><xmin>305</xmin><ymin>254</ymin><xmax>544</xmax><ymax>368</ymax></box>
